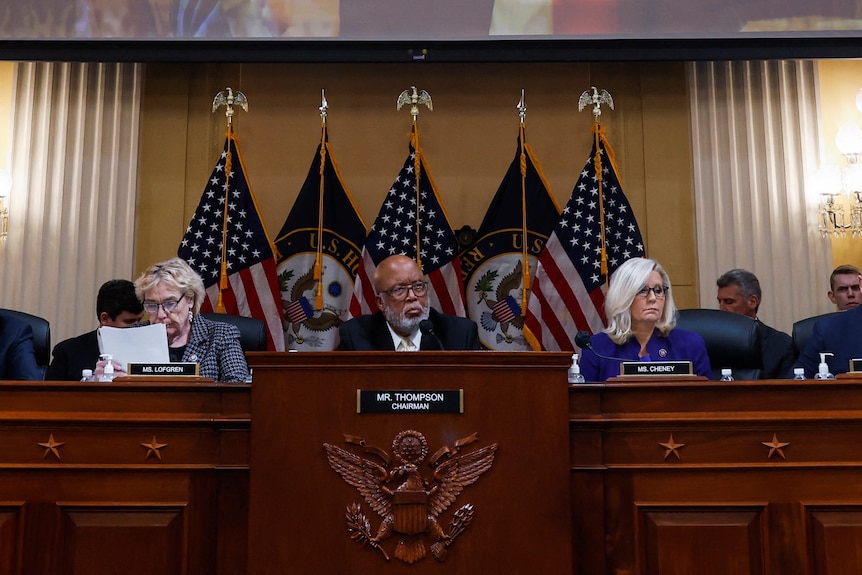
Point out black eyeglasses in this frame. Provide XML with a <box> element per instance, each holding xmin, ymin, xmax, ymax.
<box><xmin>636</xmin><ymin>285</ymin><xmax>669</xmax><ymax>299</ymax></box>
<box><xmin>380</xmin><ymin>281</ymin><xmax>428</xmax><ymax>300</ymax></box>
<box><xmin>143</xmin><ymin>294</ymin><xmax>185</xmax><ymax>314</ymax></box>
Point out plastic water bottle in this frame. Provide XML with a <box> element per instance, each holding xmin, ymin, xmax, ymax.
<box><xmin>719</xmin><ymin>368</ymin><xmax>734</xmax><ymax>381</ymax></box>
<box><xmin>80</xmin><ymin>369</ymin><xmax>94</xmax><ymax>382</ymax></box>
<box><xmin>568</xmin><ymin>353</ymin><xmax>586</xmax><ymax>383</ymax></box>
<box><xmin>99</xmin><ymin>353</ymin><xmax>115</xmax><ymax>383</ymax></box>
<box><xmin>792</xmin><ymin>367</ymin><xmax>806</xmax><ymax>381</ymax></box>
<box><xmin>814</xmin><ymin>352</ymin><xmax>836</xmax><ymax>380</ymax></box>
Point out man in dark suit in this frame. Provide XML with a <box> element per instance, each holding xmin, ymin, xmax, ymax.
<box><xmin>716</xmin><ymin>268</ymin><xmax>795</xmax><ymax>379</ymax></box>
<box><xmin>792</xmin><ymin>303</ymin><xmax>862</xmax><ymax>378</ymax></box>
<box><xmin>0</xmin><ymin>313</ymin><xmax>42</xmax><ymax>380</ymax></box>
<box><xmin>45</xmin><ymin>279</ymin><xmax>144</xmax><ymax>380</ymax></box>
<box><xmin>338</xmin><ymin>255</ymin><xmax>480</xmax><ymax>351</ymax></box>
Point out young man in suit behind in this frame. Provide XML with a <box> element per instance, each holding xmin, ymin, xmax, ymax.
<box><xmin>46</xmin><ymin>279</ymin><xmax>144</xmax><ymax>380</ymax></box>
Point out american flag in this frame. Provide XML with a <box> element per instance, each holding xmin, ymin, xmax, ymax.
<box><xmin>524</xmin><ymin>127</ymin><xmax>644</xmax><ymax>351</ymax></box>
<box><xmin>178</xmin><ymin>130</ymin><xmax>286</xmax><ymax>351</ymax></box>
<box><xmin>350</xmin><ymin>136</ymin><xmax>466</xmax><ymax>317</ymax></box>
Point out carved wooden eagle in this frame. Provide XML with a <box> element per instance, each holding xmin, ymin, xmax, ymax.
<box><xmin>324</xmin><ymin>430</ymin><xmax>497</xmax><ymax>563</ymax></box>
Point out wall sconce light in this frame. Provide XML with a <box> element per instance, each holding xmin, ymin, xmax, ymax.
<box><xmin>0</xmin><ymin>169</ymin><xmax>10</xmax><ymax>240</ymax></box>
<box><xmin>817</xmin><ymin>89</ymin><xmax>862</xmax><ymax>238</ymax></box>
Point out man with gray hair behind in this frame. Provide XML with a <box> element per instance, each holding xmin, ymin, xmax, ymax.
<box><xmin>716</xmin><ymin>268</ymin><xmax>794</xmax><ymax>379</ymax></box>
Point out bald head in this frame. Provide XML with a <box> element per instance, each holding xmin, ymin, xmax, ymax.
<box><xmin>373</xmin><ymin>255</ymin><xmax>423</xmax><ymax>294</ymax></box>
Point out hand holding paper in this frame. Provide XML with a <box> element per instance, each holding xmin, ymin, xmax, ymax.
<box><xmin>97</xmin><ymin>323</ymin><xmax>170</xmax><ymax>370</ymax></box>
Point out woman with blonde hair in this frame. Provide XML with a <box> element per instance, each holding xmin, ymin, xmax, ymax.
<box><xmin>580</xmin><ymin>257</ymin><xmax>711</xmax><ymax>382</ymax></box>
<box><xmin>96</xmin><ymin>257</ymin><xmax>250</xmax><ymax>382</ymax></box>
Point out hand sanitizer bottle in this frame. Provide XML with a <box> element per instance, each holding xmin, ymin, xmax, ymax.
<box><xmin>99</xmin><ymin>353</ymin><xmax>115</xmax><ymax>383</ymax></box>
<box><xmin>814</xmin><ymin>352</ymin><xmax>836</xmax><ymax>380</ymax></box>
<box><xmin>719</xmin><ymin>368</ymin><xmax>734</xmax><ymax>381</ymax></box>
<box><xmin>568</xmin><ymin>353</ymin><xmax>586</xmax><ymax>383</ymax></box>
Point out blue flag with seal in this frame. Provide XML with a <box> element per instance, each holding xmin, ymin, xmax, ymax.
<box><xmin>275</xmin><ymin>138</ymin><xmax>367</xmax><ymax>350</ymax></box>
<box><xmin>461</xmin><ymin>135</ymin><xmax>560</xmax><ymax>349</ymax></box>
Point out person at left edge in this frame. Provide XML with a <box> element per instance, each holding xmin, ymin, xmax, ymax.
<box><xmin>337</xmin><ymin>254</ymin><xmax>480</xmax><ymax>351</ymax></box>
<box><xmin>0</xmin><ymin>312</ymin><xmax>42</xmax><ymax>380</ymax></box>
<box><xmin>95</xmin><ymin>258</ymin><xmax>250</xmax><ymax>382</ymax></box>
<box><xmin>46</xmin><ymin>279</ymin><xmax>144</xmax><ymax>381</ymax></box>
<box><xmin>579</xmin><ymin>257</ymin><xmax>712</xmax><ymax>382</ymax></box>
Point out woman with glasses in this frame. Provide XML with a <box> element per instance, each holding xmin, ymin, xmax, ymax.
<box><xmin>97</xmin><ymin>257</ymin><xmax>251</xmax><ymax>382</ymax></box>
<box><xmin>337</xmin><ymin>254</ymin><xmax>480</xmax><ymax>351</ymax></box>
<box><xmin>580</xmin><ymin>257</ymin><xmax>711</xmax><ymax>382</ymax></box>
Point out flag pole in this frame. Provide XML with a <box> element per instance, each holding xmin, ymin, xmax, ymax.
<box><xmin>578</xmin><ymin>86</ymin><xmax>614</xmax><ymax>279</ymax></box>
<box><xmin>211</xmin><ymin>87</ymin><xmax>249</xmax><ymax>313</ymax></box>
<box><xmin>517</xmin><ymin>89</ymin><xmax>531</xmax><ymax>313</ymax></box>
<box><xmin>397</xmin><ymin>86</ymin><xmax>433</xmax><ymax>268</ymax></box>
<box><xmin>314</xmin><ymin>89</ymin><xmax>328</xmax><ymax>311</ymax></box>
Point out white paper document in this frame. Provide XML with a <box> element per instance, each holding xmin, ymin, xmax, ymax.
<box><xmin>97</xmin><ymin>324</ymin><xmax>170</xmax><ymax>368</ymax></box>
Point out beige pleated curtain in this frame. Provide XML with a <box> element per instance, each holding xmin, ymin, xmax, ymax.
<box><xmin>687</xmin><ymin>59</ymin><xmax>831</xmax><ymax>334</ymax></box>
<box><xmin>0</xmin><ymin>62</ymin><xmax>142</xmax><ymax>345</ymax></box>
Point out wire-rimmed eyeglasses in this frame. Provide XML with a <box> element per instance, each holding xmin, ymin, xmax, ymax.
<box><xmin>380</xmin><ymin>281</ymin><xmax>428</xmax><ymax>300</ymax></box>
<box><xmin>143</xmin><ymin>294</ymin><xmax>186</xmax><ymax>314</ymax></box>
<box><xmin>635</xmin><ymin>285</ymin><xmax>669</xmax><ymax>299</ymax></box>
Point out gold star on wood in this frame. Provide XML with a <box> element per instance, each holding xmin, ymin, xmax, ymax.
<box><xmin>659</xmin><ymin>434</ymin><xmax>685</xmax><ymax>460</ymax></box>
<box><xmin>38</xmin><ymin>433</ymin><xmax>65</xmax><ymax>460</ymax></box>
<box><xmin>762</xmin><ymin>433</ymin><xmax>790</xmax><ymax>460</ymax></box>
<box><xmin>141</xmin><ymin>436</ymin><xmax>167</xmax><ymax>461</ymax></box>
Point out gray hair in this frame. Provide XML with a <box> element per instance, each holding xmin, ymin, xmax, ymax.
<box><xmin>604</xmin><ymin>257</ymin><xmax>677</xmax><ymax>344</ymax></box>
<box><xmin>716</xmin><ymin>268</ymin><xmax>761</xmax><ymax>311</ymax></box>
<box><xmin>135</xmin><ymin>257</ymin><xmax>206</xmax><ymax>315</ymax></box>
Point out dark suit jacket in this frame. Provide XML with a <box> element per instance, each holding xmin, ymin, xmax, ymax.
<box><xmin>0</xmin><ymin>315</ymin><xmax>42</xmax><ymax>380</ymax></box>
<box><xmin>756</xmin><ymin>321</ymin><xmax>795</xmax><ymax>379</ymax></box>
<box><xmin>337</xmin><ymin>308</ymin><xmax>481</xmax><ymax>351</ymax></box>
<box><xmin>46</xmin><ymin>329</ymin><xmax>100</xmax><ymax>381</ymax></box>
<box><xmin>792</xmin><ymin>304</ymin><xmax>862</xmax><ymax>378</ymax></box>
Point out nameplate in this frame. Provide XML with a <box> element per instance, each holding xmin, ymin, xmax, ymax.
<box><xmin>357</xmin><ymin>390</ymin><xmax>463</xmax><ymax>414</ymax></box>
<box><xmin>127</xmin><ymin>362</ymin><xmax>200</xmax><ymax>376</ymax></box>
<box><xmin>851</xmin><ymin>358</ymin><xmax>862</xmax><ymax>373</ymax></box>
<box><xmin>619</xmin><ymin>361</ymin><xmax>693</xmax><ymax>377</ymax></box>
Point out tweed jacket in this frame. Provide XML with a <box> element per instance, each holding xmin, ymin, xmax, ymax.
<box><xmin>181</xmin><ymin>315</ymin><xmax>250</xmax><ymax>382</ymax></box>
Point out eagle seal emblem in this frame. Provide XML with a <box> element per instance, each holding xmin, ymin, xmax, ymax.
<box><xmin>324</xmin><ymin>430</ymin><xmax>498</xmax><ymax>563</ymax></box>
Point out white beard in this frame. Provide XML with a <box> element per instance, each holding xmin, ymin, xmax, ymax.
<box><xmin>383</xmin><ymin>301</ymin><xmax>430</xmax><ymax>336</ymax></box>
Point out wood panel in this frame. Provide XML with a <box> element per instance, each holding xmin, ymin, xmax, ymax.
<box><xmin>0</xmin><ymin>380</ymin><xmax>250</xmax><ymax>575</ymax></box>
<box><xmin>570</xmin><ymin>377</ymin><xmax>862</xmax><ymax>575</ymax></box>
<box><xmin>641</xmin><ymin>507</ymin><xmax>764</xmax><ymax>575</ymax></box>
<box><xmin>0</xmin><ymin>506</ymin><xmax>21</xmax><ymax>575</ymax></box>
<box><xmin>808</xmin><ymin>507</ymin><xmax>862</xmax><ymax>575</ymax></box>
<box><xmin>247</xmin><ymin>351</ymin><xmax>573</xmax><ymax>575</ymax></box>
<box><xmin>61</xmin><ymin>506</ymin><xmax>185</xmax><ymax>575</ymax></box>
<box><xmin>136</xmin><ymin>61</ymin><xmax>698</xmax><ymax>307</ymax></box>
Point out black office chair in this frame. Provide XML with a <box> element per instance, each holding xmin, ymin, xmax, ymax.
<box><xmin>791</xmin><ymin>312</ymin><xmax>840</xmax><ymax>358</ymax></box>
<box><xmin>675</xmin><ymin>308</ymin><xmax>763</xmax><ymax>380</ymax></box>
<box><xmin>0</xmin><ymin>308</ymin><xmax>51</xmax><ymax>378</ymax></box>
<box><xmin>200</xmin><ymin>312</ymin><xmax>268</xmax><ymax>352</ymax></box>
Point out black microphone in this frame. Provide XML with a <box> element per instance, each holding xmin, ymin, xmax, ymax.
<box><xmin>575</xmin><ymin>330</ymin><xmax>630</xmax><ymax>363</ymax></box>
<box><xmin>419</xmin><ymin>319</ymin><xmax>445</xmax><ymax>350</ymax></box>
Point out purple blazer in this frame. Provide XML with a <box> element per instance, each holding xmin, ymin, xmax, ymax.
<box><xmin>580</xmin><ymin>328</ymin><xmax>712</xmax><ymax>382</ymax></box>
